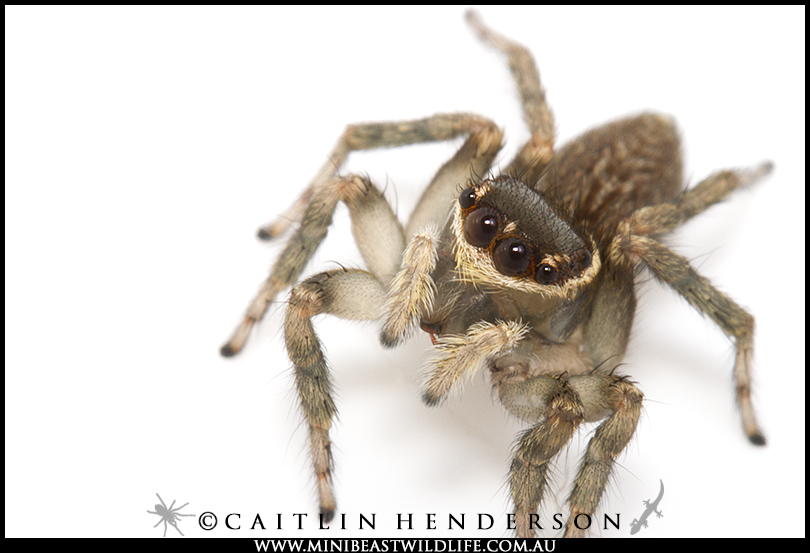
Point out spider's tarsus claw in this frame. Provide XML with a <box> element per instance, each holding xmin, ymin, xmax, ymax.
<box><xmin>220</xmin><ymin>343</ymin><xmax>238</xmax><ymax>357</ymax></box>
<box><xmin>378</xmin><ymin>331</ymin><xmax>401</xmax><ymax>350</ymax></box>
<box><xmin>748</xmin><ymin>432</ymin><xmax>767</xmax><ymax>446</ymax></box>
<box><xmin>319</xmin><ymin>508</ymin><xmax>336</xmax><ymax>524</ymax></box>
<box><xmin>421</xmin><ymin>391</ymin><xmax>441</xmax><ymax>407</ymax></box>
<box><xmin>221</xmin><ymin>321</ymin><xmax>253</xmax><ymax>357</ymax></box>
<box><xmin>257</xmin><ymin>217</ymin><xmax>293</xmax><ymax>241</ymax></box>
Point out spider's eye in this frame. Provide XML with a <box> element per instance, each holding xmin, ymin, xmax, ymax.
<box><xmin>535</xmin><ymin>263</ymin><xmax>559</xmax><ymax>285</ymax></box>
<box><xmin>571</xmin><ymin>249</ymin><xmax>593</xmax><ymax>273</ymax></box>
<box><xmin>464</xmin><ymin>207</ymin><xmax>500</xmax><ymax>248</ymax></box>
<box><xmin>494</xmin><ymin>237</ymin><xmax>532</xmax><ymax>276</ymax></box>
<box><xmin>458</xmin><ymin>186</ymin><xmax>477</xmax><ymax>209</ymax></box>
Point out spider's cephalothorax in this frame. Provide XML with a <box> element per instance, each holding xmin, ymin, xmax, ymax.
<box><xmin>221</xmin><ymin>11</ymin><xmax>770</xmax><ymax>538</ymax></box>
<box><xmin>453</xmin><ymin>176</ymin><xmax>598</xmax><ymax>297</ymax></box>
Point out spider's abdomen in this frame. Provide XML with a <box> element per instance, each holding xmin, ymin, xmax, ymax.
<box><xmin>537</xmin><ymin>113</ymin><xmax>683</xmax><ymax>237</ymax></box>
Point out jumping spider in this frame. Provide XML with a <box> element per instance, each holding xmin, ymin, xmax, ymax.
<box><xmin>221</xmin><ymin>12</ymin><xmax>770</xmax><ymax>538</ymax></box>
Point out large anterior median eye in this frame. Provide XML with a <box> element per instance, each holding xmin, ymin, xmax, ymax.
<box><xmin>494</xmin><ymin>237</ymin><xmax>532</xmax><ymax>276</ymax></box>
<box><xmin>464</xmin><ymin>207</ymin><xmax>500</xmax><ymax>247</ymax></box>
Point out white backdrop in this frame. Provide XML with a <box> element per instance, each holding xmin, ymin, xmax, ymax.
<box><xmin>6</xmin><ymin>6</ymin><xmax>805</xmax><ymax>538</ymax></box>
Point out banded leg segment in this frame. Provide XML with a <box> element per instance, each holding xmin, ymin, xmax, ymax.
<box><xmin>222</xmin><ymin>178</ymin><xmax>339</xmax><ymax>356</ymax></box>
<box><xmin>261</xmin><ymin>113</ymin><xmax>504</xmax><ymax>241</ymax></box>
<box><xmin>500</xmin><ymin>377</ymin><xmax>584</xmax><ymax>538</ymax></box>
<box><xmin>224</xmin><ymin>113</ymin><xmax>503</xmax><ymax>356</ymax></box>
<box><xmin>466</xmin><ymin>10</ymin><xmax>555</xmax><ymax>188</ymax></box>
<box><xmin>498</xmin><ymin>372</ymin><xmax>640</xmax><ymax>538</ymax></box>
<box><xmin>222</xmin><ymin>174</ymin><xmax>404</xmax><ymax>356</ymax></box>
<box><xmin>618</xmin><ymin>232</ymin><xmax>765</xmax><ymax>444</ymax></box>
<box><xmin>404</xmin><ymin>116</ymin><xmax>503</xmax><ymax>238</ymax></box>
<box><xmin>283</xmin><ymin>268</ymin><xmax>388</xmax><ymax>521</ymax></box>
<box><xmin>622</xmin><ymin>162</ymin><xmax>774</xmax><ymax>239</ymax></box>
<box><xmin>610</xmin><ymin>163</ymin><xmax>773</xmax><ymax>444</ymax></box>
<box><xmin>564</xmin><ymin>376</ymin><xmax>643</xmax><ymax>538</ymax></box>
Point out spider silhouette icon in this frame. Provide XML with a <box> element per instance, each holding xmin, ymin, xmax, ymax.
<box><xmin>147</xmin><ymin>493</ymin><xmax>194</xmax><ymax>537</ymax></box>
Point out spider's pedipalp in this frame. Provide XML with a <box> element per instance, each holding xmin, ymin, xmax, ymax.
<box><xmin>380</xmin><ymin>225</ymin><xmax>440</xmax><ymax>349</ymax></box>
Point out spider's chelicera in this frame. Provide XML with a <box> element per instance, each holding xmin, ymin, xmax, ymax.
<box><xmin>222</xmin><ymin>11</ymin><xmax>770</xmax><ymax>538</ymax></box>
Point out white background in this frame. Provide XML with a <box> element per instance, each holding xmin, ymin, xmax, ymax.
<box><xmin>6</xmin><ymin>6</ymin><xmax>805</xmax><ymax>538</ymax></box>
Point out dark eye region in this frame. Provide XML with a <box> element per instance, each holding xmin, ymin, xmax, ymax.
<box><xmin>461</xmin><ymin>204</ymin><xmax>536</xmax><ymax>279</ymax></box>
<box><xmin>460</xmin><ymin>186</ymin><xmax>500</xmax><ymax>248</ymax></box>
<box><xmin>463</xmin><ymin>206</ymin><xmax>500</xmax><ymax>247</ymax></box>
<box><xmin>460</xmin><ymin>198</ymin><xmax>592</xmax><ymax>285</ymax></box>
<box><xmin>494</xmin><ymin>237</ymin><xmax>531</xmax><ymax>276</ymax></box>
